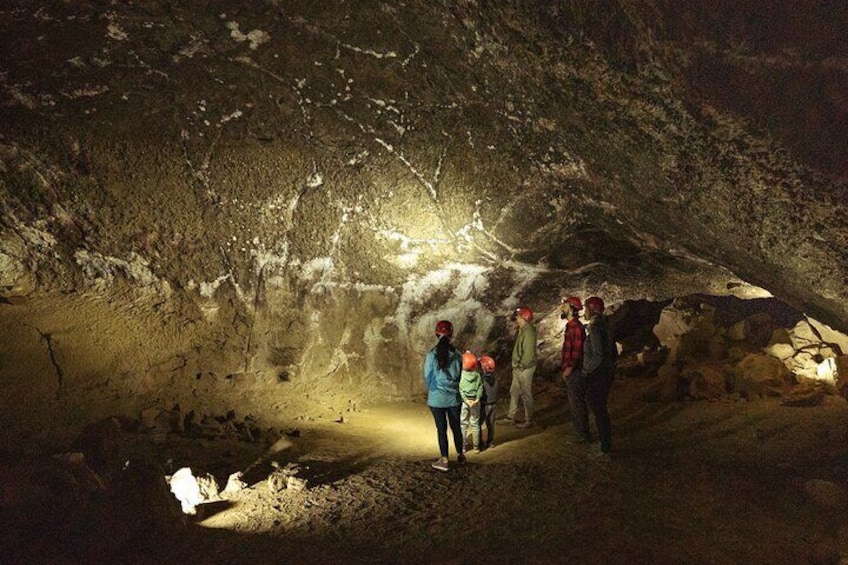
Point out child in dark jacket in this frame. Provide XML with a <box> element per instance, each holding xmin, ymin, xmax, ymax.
<box><xmin>479</xmin><ymin>355</ymin><xmax>498</xmax><ymax>449</ymax></box>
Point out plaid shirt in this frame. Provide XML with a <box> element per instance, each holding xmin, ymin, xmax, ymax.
<box><xmin>561</xmin><ymin>318</ymin><xmax>585</xmax><ymax>371</ymax></box>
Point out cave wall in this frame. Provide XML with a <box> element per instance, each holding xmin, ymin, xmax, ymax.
<box><xmin>1</xmin><ymin>0</ymin><xmax>846</xmax><ymax>440</ymax></box>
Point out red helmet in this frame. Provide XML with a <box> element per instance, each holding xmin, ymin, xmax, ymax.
<box><xmin>562</xmin><ymin>296</ymin><xmax>583</xmax><ymax>311</ymax></box>
<box><xmin>510</xmin><ymin>307</ymin><xmax>533</xmax><ymax>321</ymax></box>
<box><xmin>479</xmin><ymin>355</ymin><xmax>496</xmax><ymax>373</ymax></box>
<box><xmin>585</xmin><ymin>296</ymin><xmax>605</xmax><ymax>314</ymax></box>
<box><xmin>435</xmin><ymin>320</ymin><xmax>453</xmax><ymax>337</ymax></box>
<box><xmin>462</xmin><ymin>351</ymin><xmax>478</xmax><ymax>371</ymax></box>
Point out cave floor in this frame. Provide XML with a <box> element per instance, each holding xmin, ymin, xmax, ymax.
<box><xmin>6</xmin><ymin>377</ymin><xmax>848</xmax><ymax>564</ymax></box>
<box><xmin>164</xmin><ymin>379</ymin><xmax>848</xmax><ymax>564</ymax></box>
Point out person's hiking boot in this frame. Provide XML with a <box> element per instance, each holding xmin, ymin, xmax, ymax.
<box><xmin>496</xmin><ymin>416</ymin><xmax>514</xmax><ymax>425</ymax></box>
<box><xmin>457</xmin><ymin>453</ymin><xmax>467</xmax><ymax>464</ymax></box>
<box><xmin>515</xmin><ymin>420</ymin><xmax>533</xmax><ymax>429</ymax></box>
<box><xmin>431</xmin><ymin>457</ymin><xmax>449</xmax><ymax>472</ymax></box>
<box><xmin>592</xmin><ymin>447</ymin><xmax>612</xmax><ymax>461</ymax></box>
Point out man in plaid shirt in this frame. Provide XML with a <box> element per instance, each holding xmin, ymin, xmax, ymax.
<box><xmin>560</xmin><ymin>296</ymin><xmax>590</xmax><ymax>442</ymax></box>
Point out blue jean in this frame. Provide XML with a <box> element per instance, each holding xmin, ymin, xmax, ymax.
<box><xmin>429</xmin><ymin>405</ymin><xmax>464</xmax><ymax>458</ymax></box>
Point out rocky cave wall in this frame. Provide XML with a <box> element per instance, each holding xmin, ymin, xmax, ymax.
<box><xmin>1</xmin><ymin>0</ymin><xmax>846</xmax><ymax>443</ymax></box>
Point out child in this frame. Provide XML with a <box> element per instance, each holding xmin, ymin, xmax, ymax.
<box><xmin>459</xmin><ymin>351</ymin><xmax>484</xmax><ymax>453</ymax></box>
<box><xmin>479</xmin><ymin>355</ymin><xmax>498</xmax><ymax>449</ymax></box>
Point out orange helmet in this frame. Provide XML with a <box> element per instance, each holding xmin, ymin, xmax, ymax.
<box><xmin>479</xmin><ymin>355</ymin><xmax>496</xmax><ymax>373</ymax></box>
<box><xmin>435</xmin><ymin>320</ymin><xmax>453</xmax><ymax>337</ymax></box>
<box><xmin>462</xmin><ymin>351</ymin><xmax>478</xmax><ymax>371</ymax></box>
<box><xmin>562</xmin><ymin>296</ymin><xmax>583</xmax><ymax>311</ymax></box>
<box><xmin>585</xmin><ymin>296</ymin><xmax>605</xmax><ymax>314</ymax></box>
<box><xmin>510</xmin><ymin>306</ymin><xmax>533</xmax><ymax>321</ymax></box>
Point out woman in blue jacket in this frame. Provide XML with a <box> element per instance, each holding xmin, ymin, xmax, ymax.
<box><xmin>424</xmin><ymin>320</ymin><xmax>465</xmax><ymax>471</ymax></box>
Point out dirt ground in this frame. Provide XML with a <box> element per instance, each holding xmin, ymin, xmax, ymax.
<box><xmin>149</xmin><ymin>378</ymin><xmax>848</xmax><ymax>564</ymax></box>
<box><xmin>4</xmin><ymin>373</ymin><xmax>848</xmax><ymax>564</ymax></box>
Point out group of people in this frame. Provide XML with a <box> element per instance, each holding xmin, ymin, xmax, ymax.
<box><xmin>422</xmin><ymin>320</ymin><xmax>498</xmax><ymax>472</ymax></box>
<box><xmin>423</xmin><ymin>295</ymin><xmax>616</xmax><ymax>471</ymax></box>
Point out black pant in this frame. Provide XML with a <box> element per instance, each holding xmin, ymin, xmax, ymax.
<box><xmin>429</xmin><ymin>405</ymin><xmax>464</xmax><ymax>458</ymax></box>
<box><xmin>480</xmin><ymin>402</ymin><xmax>497</xmax><ymax>445</ymax></box>
<box><xmin>568</xmin><ymin>368</ymin><xmax>614</xmax><ymax>452</ymax></box>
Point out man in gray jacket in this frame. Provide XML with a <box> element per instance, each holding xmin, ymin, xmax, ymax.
<box><xmin>498</xmin><ymin>306</ymin><xmax>537</xmax><ymax>429</ymax></box>
<box><xmin>578</xmin><ymin>296</ymin><xmax>617</xmax><ymax>454</ymax></box>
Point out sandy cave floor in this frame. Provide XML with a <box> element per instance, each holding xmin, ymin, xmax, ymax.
<box><xmin>140</xmin><ymin>378</ymin><xmax>848</xmax><ymax>565</ymax></box>
<box><xmin>5</xmin><ymin>361</ymin><xmax>848</xmax><ymax>564</ymax></box>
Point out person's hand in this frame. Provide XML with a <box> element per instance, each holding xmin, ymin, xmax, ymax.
<box><xmin>562</xmin><ymin>366</ymin><xmax>573</xmax><ymax>381</ymax></box>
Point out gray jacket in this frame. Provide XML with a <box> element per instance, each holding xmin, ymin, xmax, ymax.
<box><xmin>583</xmin><ymin>314</ymin><xmax>615</xmax><ymax>375</ymax></box>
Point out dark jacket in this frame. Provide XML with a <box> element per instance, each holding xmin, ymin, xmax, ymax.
<box><xmin>583</xmin><ymin>314</ymin><xmax>616</xmax><ymax>376</ymax></box>
<box><xmin>481</xmin><ymin>372</ymin><xmax>498</xmax><ymax>405</ymax></box>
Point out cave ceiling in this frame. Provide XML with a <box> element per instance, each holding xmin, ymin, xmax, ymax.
<box><xmin>0</xmin><ymin>1</ymin><xmax>847</xmax><ymax>426</ymax></box>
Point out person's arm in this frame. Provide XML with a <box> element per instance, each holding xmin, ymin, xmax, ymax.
<box><xmin>512</xmin><ymin>328</ymin><xmax>523</xmax><ymax>368</ymax></box>
<box><xmin>423</xmin><ymin>351</ymin><xmax>435</xmax><ymax>390</ymax></box>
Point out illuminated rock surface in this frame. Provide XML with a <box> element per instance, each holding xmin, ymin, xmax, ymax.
<box><xmin>1</xmin><ymin>2</ymin><xmax>847</xmax><ymax>562</ymax></box>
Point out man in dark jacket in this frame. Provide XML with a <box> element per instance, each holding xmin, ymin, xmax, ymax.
<box><xmin>577</xmin><ymin>296</ymin><xmax>617</xmax><ymax>455</ymax></box>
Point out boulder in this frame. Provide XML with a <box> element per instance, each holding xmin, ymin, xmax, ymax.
<box><xmin>140</xmin><ymin>408</ymin><xmax>162</xmax><ymax>430</ymax></box>
<box><xmin>802</xmin><ymin>479</ymin><xmax>847</xmax><ymax>510</ymax></box>
<box><xmin>168</xmin><ymin>467</ymin><xmax>219</xmax><ymax>515</ymax></box>
<box><xmin>768</xmin><ymin>328</ymin><xmax>794</xmax><ymax>347</ymax></box>
<box><xmin>223</xmin><ymin>471</ymin><xmax>247</xmax><ymax>494</ymax></box>
<box><xmin>731</xmin><ymin>354</ymin><xmax>791</xmax><ymax>399</ymax></box>
<box><xmin>765</xmin><ymin>343</ymin><xmax>795</xmax><ymax>361</ymax></box>
<box><xmin>743</xmin><ymin>312</ymin><xmax>774</xmax><ymax>347</ymax></box>
<box><xmin>727</xmin><ymin>346</ymin><xmax>748</xmax><ymax>362</ymax></box>
<box><xmin>790</xmin><ymin>320</ymin><xmax>821</xmax><ymax>349</ymax></box>
<box><xmin>781</xmin><ymin>389</ymin><xmax>826</xmax><ymax>407</ymax></box>
<box><xmin>790</xmin><ymin>350</ymin><xmax>822</xmax><ymax>380</ymax></box>
<box><xmin>653</xmin><ymin>304</ymin><xmax>698</xmax><ymax>364</ymax></box>
<box><xmin>640</xmin><ymin>364</ymin><xmax>680</xmax><ymax>401</ymax></box>
<box><xmin>837</xmin><ymin>356</ymin><xmax>848</xmax><ymax>384</ymax></box>
<box><xmin>707</xmin><ymin>336</ymin><xmax>728</xmax><ymax>360</ymax></box>
<box><xmin>727</xmin><ymin>321</ymin><xmax>746</xmax><ymax>341</ymax></box>
<box><xmin>808</xmin><ymin>318</ymin><xmax>848</xmax><ymax>357</ymax></box>
<box><xmin>72</xmin><ymin>417</ymin><xmax>125</xmax><ymax>475</ymax></box>
<box><xmin>681</xmin><ymin>365</ymin><xmax>730</xmax><ymax>400</ymax></box>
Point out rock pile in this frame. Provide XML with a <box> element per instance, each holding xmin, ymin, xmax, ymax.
<box><xmin>621</xmin><ymin>297</ymin><xmax>848</xmax><ymax>404</ymax></box>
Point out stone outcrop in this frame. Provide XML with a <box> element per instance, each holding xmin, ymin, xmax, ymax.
<box><xmin>641</xmin><ymin>297</ymin><xmax>848</xmax><ymax>402</ymax></box>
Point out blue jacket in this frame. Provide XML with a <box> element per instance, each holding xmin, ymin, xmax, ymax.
<box><xmin>423</xmin><ymin>345</ymin><xmax>462</xmax><ymax>408</ymax></box>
